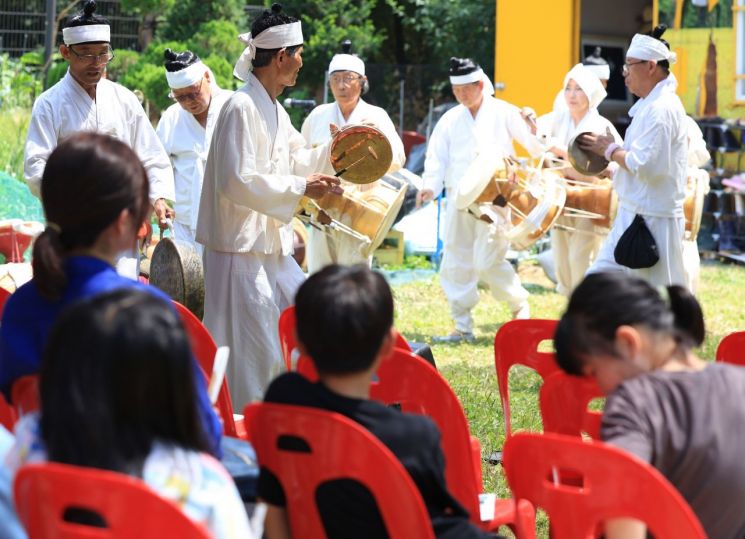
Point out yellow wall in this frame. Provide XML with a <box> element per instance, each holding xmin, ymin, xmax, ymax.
<box><xmin>667</xmin><ymin>27</ymin><xmax>742</xmax><ymax>118</ymax></box>
<box><xmin>494</xmin><ymin>0</ymin><xmax>579</xmax><ymax>115</ymax></box>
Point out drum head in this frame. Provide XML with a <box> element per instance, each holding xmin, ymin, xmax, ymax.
<box><xmin>330</xmin><ymin>125</ymin><xmax>393</xmax><ymax>184</ymax></box>
<box><xmin>568</xmin><ymin>132</ymin><xmax>609</xmax><ymax>176</ymax></box>
<box><xmin>150</xmin><ymin>238</ymin><xmax>205</xmax><ymax>319</ymax></box>
<box><xmin>456</xmin><ymin>152</ymin><xmax>508</xmax><ymax>210</ymax></box>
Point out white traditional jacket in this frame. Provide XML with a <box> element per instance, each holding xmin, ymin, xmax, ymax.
<box><xmin>156</xmin><ymin>87</ymin><xmax>232</xmax><ymax>231</ymax></box>
<box><xmin>196</xmin><ymin>73</ymin><xmax>329</xmax><ymax>256</ymax></box>
<box><xmin>24</xmin><ymin>71</ymin><xmax>174</xmax><ymax>204</ymax></box>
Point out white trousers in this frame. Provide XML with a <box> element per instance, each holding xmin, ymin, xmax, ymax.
<box><xmin>202</xmin><ymin>249</ymin><xmax>305</xmax><ymax>409</ymax></box>
<box><xmin>551</xmin><ymin>215</ymin><xmax>604</xmax><ymax>296</ymax></box>
<box><xmin>440</xmin><ymin>209</ymin><xmax>529</xmax><ymax>333</ymax></box>
<box><xmin>172</xmin><ymin>221</ymin><xmax>204</xmax><ymax>257</ymax></box>
<box><xmin>588</xmin><ymin>207</ymin><xmax>688</xmax><ymax>289</ymax></box>
<box><xmin>307</xmin><ymin>226</ymin><xmax>370</xmax><ymax>274</ymax></box>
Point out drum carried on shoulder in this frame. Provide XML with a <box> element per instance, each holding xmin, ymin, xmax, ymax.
<box><xmin>296</xmin><ymin>125</ymin><xmax>407</xmax><ymax>257</ymax></box>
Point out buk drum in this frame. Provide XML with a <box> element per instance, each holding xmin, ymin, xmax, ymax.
<box><xmin>684</xmin><ymin>169</ymin><xmax>710</xmax><ymax>241</ymax></box>
<box><xmin>456</xmin><ymin>152</ymin><xmax>567</xmax><ymax>251</ymax></box>
<box><xmin>562</xmin><ymin>179</ymin><xmax>618</xmax><ymax>232</ymax></box>
<box><xmin>298</xmin><ymin>179</ymin><xmax>407</xmax><ymax>258</ymax></box>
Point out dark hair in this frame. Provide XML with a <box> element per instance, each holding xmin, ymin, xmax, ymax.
<box><xmin>163</xmin><ymin>48</ymin><xmax>200</xmax><ymax>71</ymax></box>
<box><xmin>649</xmin><ymin>24</ymin><xmax>671</xmax><ymax>72</ymax></box>
<box><xmin>251</xmin><ymin>3</ymin><xmax>301</xmax><ymax>69</ymax></box>
<box><xmin>64</xmin><ymin>0</ymin><xmax>109</xmax><ymax>29</ymax></box>
<box><xmin>40</xmin><ymin>289</ymin><xmax>210</xmax><ymax>473</ymax></box>
<box><xmin>32</xmin><ymin>133</ymin><xmax>150</xmax><ymax>300</ymax></box>
<box><xmin>554</xmin><ymin>273</ymin><xmax>705</xmax><ymax>376</ymax></box>
<box><xmin>295</xmin><ymin>265</ymin><xmax>394</xmax><ymax>375</ymax></box>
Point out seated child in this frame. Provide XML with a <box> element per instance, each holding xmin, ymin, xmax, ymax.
<box><xmin>259</xmin><ymin>264</ymin><xmax>496</xmax><ymax>539</ymax></box>
<box><xmin>6</xmin><ymin>289</ymin><xmax>253</xmax><ymax>538</ymax></box>
<box><xmin>555</xmin><ymin>272</ymin><xmax>745</xmax><ymax>539</ymax></box>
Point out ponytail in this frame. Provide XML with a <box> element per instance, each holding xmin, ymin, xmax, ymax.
<box><xmin>666</xmin><ymin>285</ymin><xmax>705</xmax><ymax>347</ymax></box>
<box><xmin>31</xmin><ymin>228</ymin><xmax>67</xmax><ymax>301</ymax></box>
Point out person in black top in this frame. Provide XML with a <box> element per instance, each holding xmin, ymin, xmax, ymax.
<box><xmin>259</xmin><ymin>264</ymin><xmax>495</xmax><ymax>538</ymax></box>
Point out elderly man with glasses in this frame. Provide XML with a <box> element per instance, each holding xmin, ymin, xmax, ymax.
<box><xmin>578</xmin><ymin>24</ymin><xmax>690</xmax><ymax>290</ymax></box>
<box><xmin>156</xmin><ymin>49</ymin><xmax>232</xmax><ymax>252</ymax></box>
<box><xmin>301</xmin><ymin>42</ymin><xmax>405</xmax><ymax>273</ymax></box>
<box><xmin>24</xmin><ymin>0</ymin><xmax>174</xmax><ymax>278</ymax></box>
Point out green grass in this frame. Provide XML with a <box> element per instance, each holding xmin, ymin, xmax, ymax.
<box><xmin>392</xmin><ymin>259</ymin><xmax>745</xmax><ymax>534</ymax></box>
<box><xmin>0</xmin><ymin>108</ymin><xmax>30</xmax><ymax>181</ymax></box>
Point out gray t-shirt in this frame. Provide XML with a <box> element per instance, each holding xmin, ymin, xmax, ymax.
<box><xmin>602</xmin><ymin>363</ymin><xmax>745</xmax><ymax>539</ymax></box>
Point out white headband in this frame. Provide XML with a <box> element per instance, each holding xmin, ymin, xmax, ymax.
<box><xmin>328</xmin><ymin>54</ymin><xmax>365</xmax><ymax>76</ymax></box>
<box><xmin>62</xmin><ymin>24</ymin><xmax>110</xmax><ymax>46</ymax></box>
<box><xmin>584</xmin><ymin>63</ymin><xmax>610</xmax><ymax>80</ymax></box>
<box><xmin>564</xmin><ymin>63</ymin><xmax>607</xmax><ymax>110</ymax></box>
<box><xmin>233</xmin><ymin>21</ymin><xmax>303</xmax><ymax>81</ymax></box>
<box><xmin>627</xmin><ymin>33</ymin><xmax>677</xmax><ymax>64</ymax></box>
<box><xmin>166</xmin><ymin>61</ymin><xmax>208</xmax><ymax>89</ymax></box>
<box><xmin>450</xmin><ymin>68</ymin><xmax>483</xmax><ymax>85</ymax></box>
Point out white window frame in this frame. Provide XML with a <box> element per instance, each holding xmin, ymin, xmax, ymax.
<box><xmin>736</xmin><ymin>0</ymin><xmax>745</xmax><ymax>101</ymax></box>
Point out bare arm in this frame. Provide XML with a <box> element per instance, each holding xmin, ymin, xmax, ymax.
<box><xmin>605</xmin><ymin>518</ymin><xmax>647</xmax><ymax>539</ymax></box>
<box><xmin>264</xmin><ymin>504</ymin><xmax>292</xmax><ymax>539</ymax></box>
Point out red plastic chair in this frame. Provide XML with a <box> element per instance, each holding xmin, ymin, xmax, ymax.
<box><xmin>494</xmin><ymin>319</ymin><xmax>559</xmax><ymax>437</ymax></box>
<box><xmin>10</xmin><ymin>375</ymin><xmax>39</xmax><ymax>417</ymax></box>
<box><xmin>173</xmin><ymin>301</ymin><xmax>245</xmax><ymax>439</ymax></box>
<box><xmin>539</xmin><ymin>372</ymin><xmax>603</xmax><ymax>439</ymax></box>
<box><xmin>716</xmin><ymin>331</ymin><xmax>745</xmax><ymax>366</ymax></box>
<box><xmin>14</xmin><ymin>462</ymin><xmax>210</xmax><ymax>538</ymax></box>
<box><xmin>245</xmin><ymin>402</ymin><xmax>435</xmax><ymax>539</ymax></box>
<box><xmin>297</xmin><ymin>349</ymin><xmax>535</xmax><ymax>534</ymax></box>
<box><xmin>0</xmin><ymin>287</ymin><xmax>11</xmax><ymax>315</ymax></box>
<box><xmin>503</xmin><ymin>433</ymin><xmax>707</xmax><ymax>539</ymax></box>
<box><xmin>279</xmin><ymin>305</ymin><xmax>412</xmax><ymax>372</ymax></box>
<box><xmin>0</xmin><ymin>393</ymin><xmax>16</xmax><ymax>431</ymax></box>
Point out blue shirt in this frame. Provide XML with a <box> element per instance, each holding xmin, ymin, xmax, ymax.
<box><xmin>0</xmin><ymin>256</ymin><xmax>222</xmax><ymax>456</ymax></box>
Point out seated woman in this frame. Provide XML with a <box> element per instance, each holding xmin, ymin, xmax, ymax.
<box><xmin>6</xmin><ymin>289</ymin><xmax>253</xmax><ymax>537</ymax></box>
<box><xmin>0</xmin><ymin>133</ymin><xmax>221</xmax><ymax>455</ymax></box>
<box><xmin>554</xmin><ymin>272</ymin><xmax>745</xmax><ymax>539</ymax></box>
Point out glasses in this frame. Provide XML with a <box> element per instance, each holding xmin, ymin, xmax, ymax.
<box><xmin>69</xmin><ymin>45</ymin><xmax>114</xmax><ymax>64</ymax></box>
<box><xmin>168</xmin><ymin>79</ymin><xmax>205</xmax><ymax>103</ymax></box>
<box><xmin>329</xmin><ymin>74</ymin><xmax>362</xmax><ymax>86</ymax></box>
<box><xmin>622</xmin><ymin>60</ymin><xmax>647</xmax><ymax>76</ymax></box>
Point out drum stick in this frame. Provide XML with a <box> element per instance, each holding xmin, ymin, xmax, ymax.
<box><xmin>335</xmin><ymin>146</ymin><xmax>378</xmax><ymax>177</ymax></box>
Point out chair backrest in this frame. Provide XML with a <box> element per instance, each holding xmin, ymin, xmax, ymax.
<box><xmin>14</xmin><ymin>462</ymin><xmax>211</xmax><ymax>539</ymax></box>
<box><xmin>0</xmin><ymin>393</ymin><xmax>16</xmax><ymax>431</ymax></box>
<box><xmin>503</xmin><ymin>433</ymin><xmax>707</xmax><ymax>539</ymax></box>
<box><xmin>245</xmin><ymin>402</ymin><xmax>435</xmax><ymax>539</ymax></box>
<box><xmin>172</xmin><ymin>301</ymin><xmax>239</xmax><ymax>437</ymax></box>
<box><xmin>539</xmin><ymin>372</ymin><xmax>603</xmax><ymax>439</ymax></box>
<box><xmin>297</xmin><ymin>348</ymin><xmax>482</xmax><ymax>519</ymax></box>
<box><xmin>0</xmin><ymin>287</ymin><xmax>10</xmax><ymax>315</ymax></box>
<box><xmin>494</xmin><ymin>319</ymin><xmax>559</xmax><ymax>436</ymax></box>
<box><xmin>716</xmin><ymin>331</ymin><xmax>745</xmax><ymax>366</ymax></box>
<box><xmin>280</xmin><ymin>305</ymin><xmax>412</xmax><ymax>373</ymax></box>
<box><xmin>10</xmin><ymin>375</ymin><xmax>39</xmax><ymax>417</ymax></box>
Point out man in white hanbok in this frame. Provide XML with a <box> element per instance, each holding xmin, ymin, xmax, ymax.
<box><xmin>580</xmin><ymin>26</ymin><xmax>689</xmax><ymax>289</ymax></box>
<box><xmin>419</xmin><ymin>57</ymin><xmax>542</xmax><ymax>343</ymax></box>
<box><xmin>156</xmin><ymin>49</ymin><xmax>232</xmax><ymax>253</ymax></box>
<box><xmin>196</xmin><ymin>5</ymin><xmax>341</xmax><ymax>407</ymax></box>
<box><xmin>24</xmin><ymin>1</ymin><xmax>173</xmax><ymax>233</ymax></box>
<box><xmin>301</xmin><ymin>48</ymin><xmax>406</xmax><ymax>272</ymax></box>
<box><xmin>535</xmin><ymin>64</ymin><xmax>622</xmax><ymax>296</ymax></box>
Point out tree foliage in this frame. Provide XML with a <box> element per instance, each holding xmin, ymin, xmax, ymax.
<box><xmin>161</xmin><ymin>0</ymin><xmax>245</xmax><ymax>42</ymax></box>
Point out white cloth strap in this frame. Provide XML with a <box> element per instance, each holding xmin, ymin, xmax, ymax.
<box><xmin>233</xmin><ymin>22</ymin><xmax>303</xmax><ymax>81</ymax></box>
<box><xmin>166</xmin><ymin>61</ymin><xmax>208</xmax><ymax>89</ymax></box>
<box><xmin>328</xmin><ymin>54</ymin><xmax>365</xmax><ymax>76</ymax></box>
<box><xmin>627</xmin><ymin>33</ymin><xmax>677</xmax><ymax>64</ymax></box>
<box><xmin>62</xmin><ymin>24</ymin><xmax>110</xmax><ymax>45</ymax></box>
<box><xmin>450</xmin><ymin>68</ymin><xmax>483</xmax><ymax>85</ymax></box>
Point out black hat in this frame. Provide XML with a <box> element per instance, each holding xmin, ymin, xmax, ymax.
<box><xmin>449</xmin><ymin>57</ymin><xmax>480</xmax><ymax>77</ymax></box>
<box><xmin>164</xmin><ymin>48</ymin><xmax>201</xmax><ymax>73</ymax></box>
